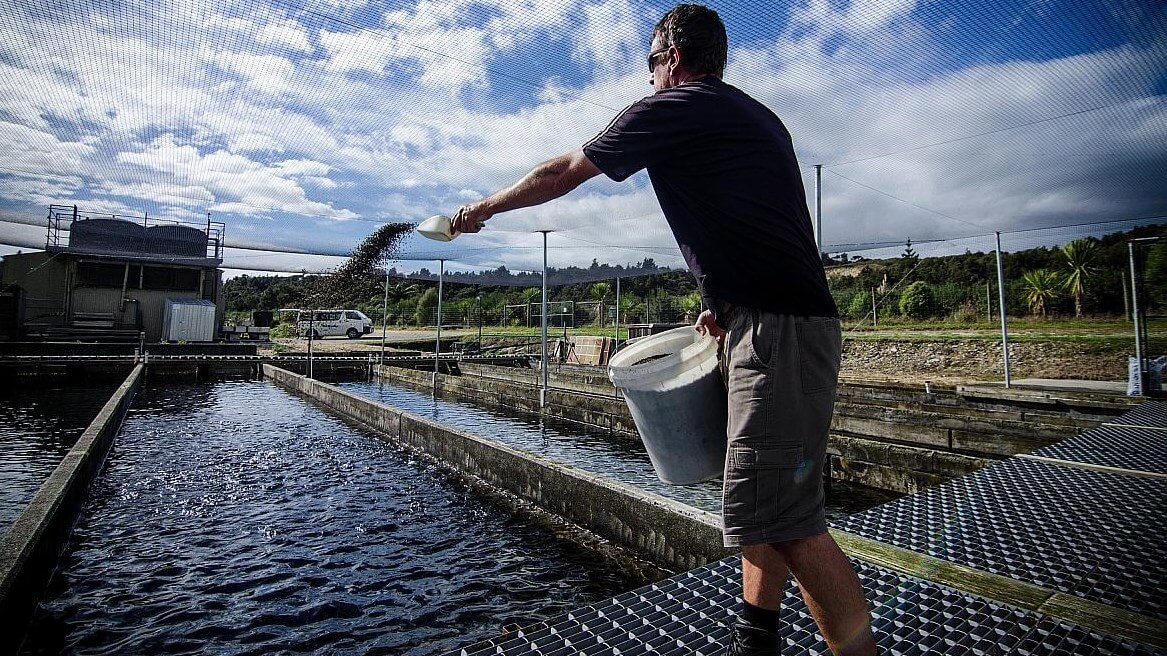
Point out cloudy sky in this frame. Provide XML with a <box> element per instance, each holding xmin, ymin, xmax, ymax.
<box><xmin>0</xmin><ymin>0</ymin><xmax>1163</xmax><ymax>276</ymax></box>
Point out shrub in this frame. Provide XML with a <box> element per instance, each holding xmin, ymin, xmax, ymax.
<box><xmin>269</xmin><ymin>323</ymin><xmax>296</xmax><ymax>339</ymax></box>
<box><xmin>898</xmin><ymin>281</ymin><xmax>934</xmax><ymax>319</ymax></box>
<box><xmin>846</xmin><ymin>291</ymin><xmax>871</xmax><ymax>320</ymax></box>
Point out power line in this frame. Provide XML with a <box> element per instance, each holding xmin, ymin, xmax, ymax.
<box><xmin>824</xmin><ymin>168</ymin><xmax>985</xmax><ymax>230</ymax></box>
<box><xmin>826</xmin><ymin>102</ymin><xmax>1129</xmax><ymax>167</ymax></box>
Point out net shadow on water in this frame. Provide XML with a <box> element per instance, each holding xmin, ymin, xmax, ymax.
<box><xmin>19</xmin><ymin>380</ymin><xmax>658</xmax><ymax>656</ymax></box>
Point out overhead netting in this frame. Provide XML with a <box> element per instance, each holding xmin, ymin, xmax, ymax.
<box><xmin>0</xmin><ymin>0</ymin><xmax>1164</xmax><ymax>284</ymax></box>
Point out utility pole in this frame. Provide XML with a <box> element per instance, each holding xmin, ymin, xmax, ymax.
<box><xmin>814</xmin><ymin>164</ymin><xmax>823</xmax><ymax>256</ymax></box>
<box><xmin>995</xmin><ymin>233</ymin><xmax>1011</xmax><ymax>388</ymax></box>
<box><xmin>380</xmin><ymin>273</ymin><xmax>389</xmax><ymax>365</ymax></box>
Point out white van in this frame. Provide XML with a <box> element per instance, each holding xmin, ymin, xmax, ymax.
<box><xmin>295</xmin><ymin>309</ymin><xmax>374</xmax><ymax>339</ymax></box>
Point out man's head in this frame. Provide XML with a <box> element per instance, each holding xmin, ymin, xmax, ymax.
<box><xmin>648</xmin><ymin>3</ymin><xmax>727</xmax><ymax>91</ymax></box>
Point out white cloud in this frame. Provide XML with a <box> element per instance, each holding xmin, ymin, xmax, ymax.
<box><xmin>843</xmin><ymin>0</ymin><xmax>920</xmax><ymax>33</ymax></box>
<box><xmin>257</xmin><ymin>19</ymin><xmax>313</xmax><ymax>53</ymax></box>
<box><xmin>211</xmin><ymin>51</ymin><xmax>297</xmax><ymax>95</ymax></box>
<box><xmin>0</xmin><ymin>0</ymin><xmax>1162</xmax><ymax>273</ymax></box>
<box><xmin>574</xmin><ymin>0</ymin><xmax>642</xmax><ymax>74</ymax></box>
<box><xmin>319</xmin><ymin>29</ymin><xmax>401</xmax><ymax>75</ymax></box>
<box><xmin>0</xmin><ymin>123</ymin><xmax>96</xmax><ymax>176</ymax></box>
<box><xmin>274</xmin><ymin>159</ymin><xmax>332</xmax><ymax>177</ymax></box>
<box><xmin>115</xmin><ymin>135</ymin><xmax>358</xmax><ymax>220</ymax></box>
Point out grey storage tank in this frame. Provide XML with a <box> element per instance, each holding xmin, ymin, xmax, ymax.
<box><xmin>148</xmin><ymin>224</ymin><xmax>208</xmax><ymax>257</ymax></box>
<box><xmin>69</xmin><ymin>218</ymin><xmax>147</xmax><ymax>254</ymax></box>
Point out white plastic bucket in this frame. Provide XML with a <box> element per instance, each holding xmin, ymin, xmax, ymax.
<box><xmin>608</xmin><ymin>326</ymin><xmax>727</xmax><ymax>485</ymax></box>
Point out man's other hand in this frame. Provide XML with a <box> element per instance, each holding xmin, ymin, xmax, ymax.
<box><xmin>693</xmin><ymin>309</ymin><xmax>726</xmax><ymax>345</ymax></box>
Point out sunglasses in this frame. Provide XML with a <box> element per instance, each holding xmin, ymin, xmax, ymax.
<box><xmin>647</xmin><ymin>46</ymin><xmax>669</xmax><ymax>72</ymax></box>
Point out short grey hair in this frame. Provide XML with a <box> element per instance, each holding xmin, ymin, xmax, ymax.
<box><xmin>651</xmin><ymin>4</ymin><xmax>728</xmax><ymax>78</ymax></box>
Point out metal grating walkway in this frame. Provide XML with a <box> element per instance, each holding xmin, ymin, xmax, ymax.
<box><xmin>451</xmin><ymin>557</ymin><xmax>1160</xmax><ymax>655</ymax></box>
<box><xmin>833</xmin><ymin>458</ymin><xmax>1166</xmax><ymax>619</ymax></box>
<box><xmin>1108</xmin><ymin>401</ymin><xmax>1167</xmax><ymax>429</ymax></box>
<box><xmin>1032</xmin><ymin>424</ymin><xmax>1167</xmax><ymax>475</ymax></box>
<box><xmin>450</xmin><ymin>400</ymin><xmax>1167</xmax><ymax>655</ymax></box>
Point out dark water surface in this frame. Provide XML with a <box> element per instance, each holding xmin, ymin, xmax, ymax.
<box><xmin>0</xmin><ymin>382</ymin><xmax>116</xmax><ymax>531</ymax></box>
<box><xmin>20</xmin><ymin>380</ymin><xmax>652</xmax><ymax>655</ymax></box>
<box><xmin>338</xmin><ymin>379</ymin><xmax>898</xmax><ymax>518</ymax></box>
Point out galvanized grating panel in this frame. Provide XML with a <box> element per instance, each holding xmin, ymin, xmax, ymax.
<box><xmin>450</xmin><ymin>556</ymin><xmax>1162</xmax><ymax>655</ymax></box>
<box><xmin>832</xmin><ymin>458</ymin><xmax>1167</xmax><ymax>619</ymax></box>
<box><xmin>1033</xmin><ymin>424</ymin><xmax>1167</xmax><ymax>474</ymax></box>
<box><xmin>1111</xmin><ymin>401</ymin><xmax>1167</xmax><ymax>429</ymax></box>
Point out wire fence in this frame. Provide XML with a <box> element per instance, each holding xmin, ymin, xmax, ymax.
<box><xmin>259</xmin><ymin>219</ymin><xmax>1164</xmax><ymax>332</ymax></box>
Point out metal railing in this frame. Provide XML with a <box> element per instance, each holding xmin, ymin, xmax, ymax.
<box><xmin>45</xmin><ymin>204</ymin><xmax>225</xmax><ymax>262</ymax></box>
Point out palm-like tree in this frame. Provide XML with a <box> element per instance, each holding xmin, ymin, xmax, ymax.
<box><xmin>1022</xmin><ymin>269</ymin><xmax>1060</xmax><ymax>318</ymax></box>
<box><xmin>385</xmin><ymin>280</ymin><xmax>420</xmax><ymax>304</ymax></box>
<box><xmin>679</xmin><ymin>291</ymin><xmax>703</xmax><ymax>321</ymax></box>
<box><xmin>589</xmin><ymin>282</ymin><xmax>611</xmax><ymax>327</ymax></box>
<box><xmin>1061</xmin><ymin>238</ymin><xmax>1098</xmax><ymax>318</ymax></box>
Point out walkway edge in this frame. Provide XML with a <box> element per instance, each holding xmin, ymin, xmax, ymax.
<box><xmin>831</xmin><ymin>529</ymin><xmax>1167</xmax><ymax>649</ymax></box>
<box><xmin>0</xmin><ymin>364</ymin><xmax>144</xmax><ymax>654</ymax></box>
<box><xmin>1014</xmin><ymin>452</ymin><xmax>1167</xmax><ymax>480</ymax></box>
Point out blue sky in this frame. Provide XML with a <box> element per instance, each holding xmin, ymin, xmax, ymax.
<box><xmin>0</xmin><ymin>0</ymin><xmax>1163</xmax><ymax>277</ymax></box>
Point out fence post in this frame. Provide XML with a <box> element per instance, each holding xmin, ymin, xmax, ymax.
<box><xmin>380</xmin><ymin>273</ymin><xmax>389</xmax><ymax>365</ymax></box>
<box><xmin>615</xmin><ymin>277</ymin><xmax>621</xmax><ymax>354</ymax></box>
<box><xmin>871</xmin><ymin>288</ymin><xmax>877</xmax><ymax>328</ymax></box>
<box><xmin>995</xmin><ymin>232</ymin><xmax>1011</xmax><ymax>388</ymax></box>
<box><xmin>539</xmin><ymin>231</ymin><xmax>550</xmax><ymax>408</ymax></box>
<box><xmin>1122</xmin><ymin>270</ymin><xmax>1131</xmax><ymax>321</ymax></box>
<box><xmin>433</xmin><ymin>259</ymin><xmax>444</xmax><ymax>394</ymax></box>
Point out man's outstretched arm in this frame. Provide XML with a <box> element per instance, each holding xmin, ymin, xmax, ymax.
<box><xmin>450</xmin><ymin>149</ymin><xmax>602</xmax><ymax>234</ymax></box>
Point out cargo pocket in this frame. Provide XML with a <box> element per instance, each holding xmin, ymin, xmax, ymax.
<box><xmin>795</xmin><ymin>318</ymin><xmax>841</xmax><ymax>395</ymax></box>
<box><xmin>724</xmin><ymin>444</ymin><xmax>805</xmax><ymax>526</ymax></box>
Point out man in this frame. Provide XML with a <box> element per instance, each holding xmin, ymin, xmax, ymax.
<box><xmin>450</xmin><ymin>4</ymin><xmax>877</xmax><ymax>655</ymax></box>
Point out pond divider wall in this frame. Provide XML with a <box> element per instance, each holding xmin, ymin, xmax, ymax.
<box><xmin>376</xmin><ymin>360</ymin><xmax>1128</xmax><ymax>493</ymax></box>
<box><xmin>263</xmin><ymin>365</ymin><xmax>731</xmax><ymax>571</ymax></box>
<box><xmin>0</xmin><ymin>364</ymin><xmax>144</xmax><ymax>653</ymax></box>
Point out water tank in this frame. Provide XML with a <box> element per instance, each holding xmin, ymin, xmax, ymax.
<box><xmin>69</xmin><ymin>219</ymin><xmax>147</xmax><ymax>254</ymax></box>
<box><xmin>148</xmin><ymin>224</ymin><xmax>208</xmax><ymax>257</ymax></box>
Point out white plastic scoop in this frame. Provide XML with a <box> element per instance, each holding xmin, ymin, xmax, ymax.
<box><xmin>416</xmin><ymin>214</ymin><xmax>459</xmax><ymax>242</ymax></box>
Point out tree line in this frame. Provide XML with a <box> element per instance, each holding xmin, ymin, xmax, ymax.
<box><xmin>225</xmin><ymin>225</ymin><xmax>1165</xmax><ymax>327</ymax></box>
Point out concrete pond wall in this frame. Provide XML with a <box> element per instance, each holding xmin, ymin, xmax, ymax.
<box><xmin>0</xmin><ymin>364</ymin><xmax>144</xmax><ymax>653</ymax></box>
<box><xmin>374</xmin><ymin>360</ymin><xmax>1133</xmax><ymax>493</ymax></box>
<box><xmin>263</xmin><ymin>365</ymin><xmax>731</xmax><ymax>573</ymax></box>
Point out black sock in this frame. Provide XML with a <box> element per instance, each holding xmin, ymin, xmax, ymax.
<box><xmin>740</xmin><ymin>599</ymin><xmax>782</xmax><ymax>633</ymax></box>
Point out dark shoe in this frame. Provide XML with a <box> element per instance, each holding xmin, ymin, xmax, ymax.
<box><xmin>724</xmin><ymin>621</ymin><xmax>782</xmax><ymax>656</ymax></box>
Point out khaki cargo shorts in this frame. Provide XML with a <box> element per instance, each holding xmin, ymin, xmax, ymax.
<box><xmin>721</xmin><ymin>309</ymin><xmax>841</xmax><ymax>547</ymax></box>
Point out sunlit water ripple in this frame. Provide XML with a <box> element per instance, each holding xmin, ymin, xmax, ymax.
<box><xmin>21</xmin><ymin>380</ymin><xmax>650</xmax><ymax>655</ymax></box>
<box><xmin>1</xmin><ymin>383</ymin><xmax>115</xmax><ymax>531</ymax></box>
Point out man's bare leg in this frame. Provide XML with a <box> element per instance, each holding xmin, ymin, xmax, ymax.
<box><xmin>742</xmin><ymin>533</ymin><xmax>877</xmax><ymax>655</ymax></box>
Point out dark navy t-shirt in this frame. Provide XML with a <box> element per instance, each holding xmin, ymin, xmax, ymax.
<box><xmin>582</xmin><ymin>77</ymin><xmax>837</xmax><ymax>324</ymax></box>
